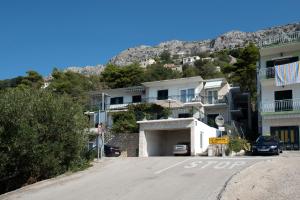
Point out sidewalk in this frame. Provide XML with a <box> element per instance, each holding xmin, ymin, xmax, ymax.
<box><xmin>220</xmin><ymin>152</ymin><xmax>300</xmax><ymax>200</ymax></box>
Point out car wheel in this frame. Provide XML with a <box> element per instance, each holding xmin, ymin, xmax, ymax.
<box><xmin>275</xmin><ymin>149</ymin><xmax>279</xmax><ymax>155</ymax></box>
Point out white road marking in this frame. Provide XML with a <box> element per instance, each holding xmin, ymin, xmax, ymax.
<box><xmin>184</xmin><ymin>161</ymin><xmax>203</xmax><ymax>169</ymax></box>
<box><xmin>200</xmin><ymin>161</ymin><xmax>218</xmax><ymax>169</ymax></box>
<box><xmin>228</xmin><ymin>161</ymin><xmax>246</xmax><ymax>169</ymax></box>
<box><xmin>154</xmin><ymin>157</ymin><xmax>271</xmax><ymax>174</ymax></box>
<box><xmin>214</xmin><ymin>161</ymin><xmax>231</xmax><ymax>169</ymax></box>
<box><xmin>154</xmin><ymin>158</ymin><xmax>192</xmax><ymax>174</ymax></box>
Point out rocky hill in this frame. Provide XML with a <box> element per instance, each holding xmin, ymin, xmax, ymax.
<box><xmin>64</xmin><ymin>65</ymin><xmax>105</xmax><ymax>76</ymax></box>
<box><xmin>109</xmin><ymin>22</ymin><xmax>300</xmax><ymax>66</ymax></box>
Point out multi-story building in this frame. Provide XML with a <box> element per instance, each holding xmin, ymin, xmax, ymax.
<box><xmin>89</xmin><ymin>76</ymin><xmax>251</xmax><ymax>156</ymax></box>
<box><xmin>257</xmin><ymin>31</ymin><xmax>300</xmax><ymax>150</ymax></box>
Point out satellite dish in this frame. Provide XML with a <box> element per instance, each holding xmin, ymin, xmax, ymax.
<box><xmin>215</xmin><ymin>114</ymin><xmax>224</xmax><ymax>127</ymax></box>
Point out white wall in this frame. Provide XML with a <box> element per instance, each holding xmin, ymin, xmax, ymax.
<box><xmin>193</xmin><ymin>120</ymin><xmax>218</xmax><ymax>154</ymax></box>
<box><xmin>146</xmin><ymin>82</ymin><xmax>203</xmax><ymax>102</ymax></box>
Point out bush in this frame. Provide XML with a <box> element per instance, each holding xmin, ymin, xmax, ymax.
<box><xmin>111</xmin><ymin>103</ymin><xmax>170</xmax><ymax>134</ymax></box>
<box><xmin>0</xmin><ymin>88</ymin><xmax>89</xmax><ymax>194</ymax></box>
<box><xmin>228</xmin><ymin>137</ymin><xmax>248</xmax><ymax>152</ymax></box>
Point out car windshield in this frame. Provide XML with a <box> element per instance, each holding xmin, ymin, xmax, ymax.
<box><xmin>256</xmin><ymin>136</ymin><xmax>277</xmax><ymax>144</ymax></box>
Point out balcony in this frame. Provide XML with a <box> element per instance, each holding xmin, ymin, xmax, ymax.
<box><xmin>261</xmin><ymin>99</ymin><xmax>300</xmax><ymax>114</ymax></box>
<box><xmin>258</xmin><ymin>31</ymin><xmax>300</xmax><ymax>48</ymax></box>
<box><xmin>201</xmin><ymin>95</ymin><xmax>227</xmax><ymax>105</ymax></box>
<box><xmin>259</xmin><ymin>67</ymin><xmax>275</xmax><ymax>79</ymax></box>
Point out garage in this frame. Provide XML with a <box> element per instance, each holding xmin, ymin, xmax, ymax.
<box><xmin>138</xmin><ymin>118</ymin><xmax>218</xmax><ymax>157</ymax></box>
<box><xmin>144</xmin><ymin>129</ymin><xmax>190</xmax><ymax>156</ymax></box>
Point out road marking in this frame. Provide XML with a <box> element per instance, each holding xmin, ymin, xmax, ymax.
<box><xmin>214</xmin><ymin>161</ymin><xmax>231</xmax><ymax>169</ymax></box>
<box><xmin>154</xmin><ymin>157</ymin><xmax>271</xmax><ymax>174</ymax></box>
<box><xmin>201</xmin><ymin>161</ymin><xmax>218</xmax><ymax>169</ymax></box>
<box><xmin>183</xmin><ymin>160</ymin><xmax>247</xmax><ymax>170</ymax></box>
<box><xmin>154</xmin><ymin>158</ymin><xmax>192</xmax><ymax>174</ymax></box>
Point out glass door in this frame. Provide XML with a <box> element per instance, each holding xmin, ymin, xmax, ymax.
<box><xmin>207</xmin><ymin>90</ymin><xmax>218</xmax><ymax>104</ymax></box>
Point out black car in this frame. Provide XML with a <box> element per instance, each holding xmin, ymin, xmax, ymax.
<box><xmin>252</xmin><ymin>136</ymin><xmax>282</xmax><ymax>155</ymax></box>
<box><xmin>104</xmin><ymin>145</ymin><xmax>121</xmax><ymax>157</ymax></box>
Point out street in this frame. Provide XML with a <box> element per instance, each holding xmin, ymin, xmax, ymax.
<box><xmin>0</xmin><ymin>156</ymin><xmax>273</xmax><ymax>200</ymax></box>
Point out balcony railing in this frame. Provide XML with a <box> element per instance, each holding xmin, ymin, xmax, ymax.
<box><xmin>89</xmin><ymin>94</ymin><xmax>228</xmax><ymax>111</ymax></box>
<box><xmin>259</xmin><ymin>67</ymin><xmax>275</xmax><ymax>79</ymax></box>
<box><xmin>258</xmin><ymin>31</ymin><xmax>300</xmax><ymax>48</ymax></box>
<box><xmin>261</xmin><ymin>99</ymin><xmax>300</xmax><ymax>113</ymax></box>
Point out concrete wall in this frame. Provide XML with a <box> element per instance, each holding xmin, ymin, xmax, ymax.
<box><xmin>143</xmin><ymin>129</ymin><xmax>190</xmax><ymax>156</ymax></box>
<box><xmin>106</xmin><ymin>133</ymin><xmax>139</xmax><ymax>157</ymax></box>
<box><xmin>194</xmin><ymin>120</ymin><xmax>218</xmax><ymax>154</ymax></box>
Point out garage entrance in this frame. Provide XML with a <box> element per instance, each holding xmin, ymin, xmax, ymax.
<box><xmin>144</xmin><ymin>129</ymin><xmax>190</xmax><ymax>156</ymax></box>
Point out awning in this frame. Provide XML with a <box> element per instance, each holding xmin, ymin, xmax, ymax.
<box><xmin>204</xmin><ymin>80</ymin><xmax>222</xmax><ymax>89</ymax></box>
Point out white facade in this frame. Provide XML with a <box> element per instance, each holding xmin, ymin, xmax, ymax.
<box><xmin>89</xmin><ymin>76</ymin><xmax>245</xmax><ymax>156</ymax></box>
<box><xmin>140</xmin><ymin>59</ymin><xmax>156</xmax><ymax>68</ymax></box>
<box><xmin>257</xmin><ymin>38</ymin><xmax>300</xmax><ymax>150</ymax></box>
<box><xmin>182</xmin><ymin>56</ymin><xmax>201</xmax><ymax>65</ymax></box>
<box><xmin>138</xmin><ymin>118</ymin><xmax>218</xmax><ymax>156</ymax></box>
<box><xmin>91</xmin><ymin>76</ymin><xmax>231</xmax><ymax>128</ymax></box>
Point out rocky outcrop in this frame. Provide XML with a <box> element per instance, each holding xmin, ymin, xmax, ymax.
<box><xmin>109</xmin><ymin>22</ymin><xmax>300</xmax><ymax>66</ymax></box>
<box><xmin>64</xmin><ymin>65</ymin><xmax>105</xmax><ymax>76</ymax></box>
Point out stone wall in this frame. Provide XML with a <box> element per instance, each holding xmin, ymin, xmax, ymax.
<box><xmin>106</xmin><ymin>133</ymin><xmax>139</xmax><ymax>157</ymax></box>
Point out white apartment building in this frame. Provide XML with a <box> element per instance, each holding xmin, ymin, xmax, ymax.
<box><xmin>89</xmin><ymin>76</ymin><xmax>251</xmax><ymax>156</ymax></box>
<box><xmin>257</xmin><ymin>32</ymin><xmax>300</xmax><ymax>150</ymax></box>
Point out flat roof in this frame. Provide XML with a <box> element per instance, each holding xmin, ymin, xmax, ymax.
<box><xmin>142</xmin><ymin>76</ymin><xmax>203</xmax><ymax>87</ymax></box>
<box><xmin>137</xmin><ymin>117</ymin><xmax>195</xmax><ymax>124</ymax></box>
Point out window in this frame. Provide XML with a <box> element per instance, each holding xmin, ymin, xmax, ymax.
<box><xmin>200</xmin><ymin>131</ymin><xmax>203</xmax><ymax>148</ymax></box>
<box><xmin>132</xmin><ymin>95</ymin><xmax>142</xmax><ymax>103</ymax></box>
<box><xmin>110</xmin><ymin>97</ymin><xmax>123</xmax><ymax>105</ymax></box>
<box><xmin>180</xmin><ymin>88</ymin><xmax>195</xmax><ymax>102</ymax></box>
<box><xmin>207</xmin><ymin>90</ymin><xmax>218</xmax><ymax>104</ymax></box>
<box><xmin>274</xmin><ymin>90</ymin><xmax>293</xmax><ymax>111</ymax></box>
<box><xmin>178</xmin><ymin>113</ymin><xmax>192</xmax><ymax>118</ymax></box>
<box><xmin>157</xmin><ymin>90</ymin><xmax>168</xmax><ymax>100</ymax></box>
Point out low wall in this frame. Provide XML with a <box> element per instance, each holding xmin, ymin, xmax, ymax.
<box><xmin>106</xmin><ymin>133</ymin><xmax>139</xmax><ymax>157</ymax></box>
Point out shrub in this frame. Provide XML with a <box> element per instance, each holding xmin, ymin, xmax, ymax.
<box><xmin>0</xmin><ymin>88</ymin><xmax>89</xmax><ymax>194</ymax></box>
<box><xmin>228</xmin><ymin>137</ymin><xmax>248</xmax><ymax>152</ymax></box>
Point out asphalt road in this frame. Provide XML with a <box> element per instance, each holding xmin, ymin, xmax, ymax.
<box><xmin>0</xmin><ymin>157</ymin><xmax>273</xmax><ymax>200</ymax></box>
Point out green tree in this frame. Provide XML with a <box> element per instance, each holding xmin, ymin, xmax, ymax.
<box><xmin>159</xmin><ymin>50</ymin><xmax>172</xmax><ymax>64</ymax></box>
<box><xmin>144</xmin><ymin>63</ymin><xmax>181</xmax><ymax>82</ymax></box>
<box><xmin>48</xmin><ymin>69</ymin><xmax>102</xmax><ymax>106</ymax></box>
<box><xmin>111</xmin><ymin>103</ymin><xmax>169</xmax><ymax>134</ymax></box>
<box><xmin>0</xmin><ymin>88</ymin><xmax>89</xmax><ymax>194</ymax></box>
<box><xmin>20</xmin><ymin>71</ymin><xmax>44</xmax><ymax>89</ymax></box>
<box><xmin>0</xmin><ymin>71</ymin><xmax>43</xmax><ymax>90</ymax></box>
<box><xmin>194</xmin><ymin>59</ymin><xmax>222</xmax><ymax>79</ymax></box>
<box><xmin>222</xmin><ymin>43</ymin><xmax>259</xmax><ymax>103</ymax></box>
<box><xmin>100</xmin><ymin>64</ymin><xmax>144</xmax><ymax>89</ymax></box>
<box><xmin>182</xmin><ymin>65</ymin><xmax>199</xmax><ymax>77</ymax></box>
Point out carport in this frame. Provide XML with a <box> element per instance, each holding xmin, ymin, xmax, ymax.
<box><xmin>143</xmin><ymin>129</ymin><xmax>190</xmax><ymax>156</ymax></box>
<box><xmin>137</xmin><ymin>118</ymin><xmax>218</xmax><ymax>157</ymax></box>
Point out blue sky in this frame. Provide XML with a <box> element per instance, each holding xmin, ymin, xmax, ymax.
<box><xmin>0</xmin><ymin>0</ymin><xmax>299</xmax><ymax>79</ymax></box>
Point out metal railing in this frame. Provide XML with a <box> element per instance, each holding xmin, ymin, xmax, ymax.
<box><xmin>259</xmin><ymin>67</ymin><xmax>275</xmax><ymax>79</ymax></box>
<box><xmin>261</xmin><ymin>98</ymin><xmax>300</xmax><ymax>113</ymax></box>
<box><xmin>89</xmin><ymin>94</ymin><xmax>228</xmax><ymax>111</ymax></box>
<box><xmin>258</xmin><ymin>31</ymin><xmax>300</xmax><ymax>48</ymax></box>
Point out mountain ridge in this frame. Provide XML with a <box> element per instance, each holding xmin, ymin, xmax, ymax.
<box><xmin>108</xmin><ymin>22</ymin><xmax>300</xmax><ymax>66</ymax></box>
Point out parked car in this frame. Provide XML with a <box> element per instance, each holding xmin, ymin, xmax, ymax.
<box><xmin>104</xmin><ymin>145</ymin><xmax>121</xmax><ymax>157</ymax></box>
<box><xmin>173</xmin><ymin>142</ymin><xmax>190</xmax><ymax>156</ymax></box>
<box><xmin>88</xmin><ymin>144</ymin><xmax>121</xmax><ymax>157</ymax></box>
<box><xmin>252</xmin><ymin>136</ymin><xmax>282</xmax><ymax>155</ymax></box>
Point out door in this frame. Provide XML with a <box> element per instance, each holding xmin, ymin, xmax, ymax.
<box><xmin>274</xmin><ymin>90</ymin><xmax>293</xmax><ymax>112</ymax></box>
<box><xmin>207</xmin><ymin>90</ymin><xmax>218</xmax><ymax>104</ymax></box>
<box><xmin>271</xmin><ymin>126</ymin><xmax>299</xmax><ymax>150</ymax></box>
